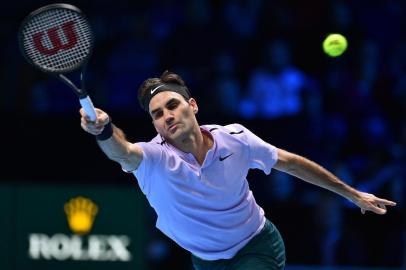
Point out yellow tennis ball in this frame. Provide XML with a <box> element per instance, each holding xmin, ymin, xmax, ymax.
<box><xmin>323</xmin><ymin>33</ymin><xmax>348</xmax><ymax>57</ymax></box>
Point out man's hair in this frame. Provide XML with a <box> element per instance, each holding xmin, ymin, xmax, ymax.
<box><xmin>137</xmin><ymin>70</ymin><xmax>190</xmax><ymax>111</ymax></box>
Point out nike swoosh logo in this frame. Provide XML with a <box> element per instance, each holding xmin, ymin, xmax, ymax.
<box><xmin>219</xmin><ymin>153</ymin><xmax>233</xmax><ymax>161</ymax></box>
<box><xmin>150</xmin><ymin>84</ymin><xmax>165</xmax><ymax>95</ymax></box>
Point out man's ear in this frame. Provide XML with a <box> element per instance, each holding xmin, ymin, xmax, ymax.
<box><xmin>189</xmin><ymin>98</ymin><xmax>198</xmax><ymax>114</ymax></box>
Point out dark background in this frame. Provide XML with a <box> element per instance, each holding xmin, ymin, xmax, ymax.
<box><xmin>1</xmin><ymin>0</ymin><xmax>405</xmax><ymax>269</ymax></box>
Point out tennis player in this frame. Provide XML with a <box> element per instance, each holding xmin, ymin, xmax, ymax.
<box><xmin>80</xmin><ymin>70</ymin><xmax>396</xmax><ymax>270</ymax></box>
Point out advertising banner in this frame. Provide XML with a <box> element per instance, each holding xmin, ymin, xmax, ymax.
<box><xmin>0</xmin><ymin>183</ymin><xmax>147</xmax><ymax>270</ymax></box>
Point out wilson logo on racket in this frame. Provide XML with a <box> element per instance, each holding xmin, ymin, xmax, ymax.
<box><xmin>32</xmin><ymin>21</ymin><xmax>78</xmax><ymax>56</ymax></box>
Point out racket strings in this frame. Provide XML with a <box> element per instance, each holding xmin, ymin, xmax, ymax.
<box><xmin>22</xmin><ymin>9</ymin><xmax>92</xmax><ymax>73</ymax></box>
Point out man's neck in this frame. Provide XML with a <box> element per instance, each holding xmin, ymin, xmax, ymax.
<box><xmin>173</xmin><ymin>126</ymin><xmax>213</xmax><ymax>165</ymax></box>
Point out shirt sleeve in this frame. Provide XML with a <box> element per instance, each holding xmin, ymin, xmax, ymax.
<box><xmin>230</xmin><ymin>123</ymin><xmax>278</xmax><ymax>175</ymax></box>
<box><xmin>132</xmin><ymin>142</ymin><xmax>163</xmax><ymax>196</ymax></box>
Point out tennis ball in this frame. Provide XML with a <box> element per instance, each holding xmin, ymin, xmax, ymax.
<box><xmin>322</xmin><ymin>33</ymin><xmax>348</xmax><ymax>57</ymax></box>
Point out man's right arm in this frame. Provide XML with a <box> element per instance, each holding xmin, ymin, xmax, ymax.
<box><xmin>80</xmin><ymin>108</ymin><xmax>143</xmax><ymax>172</ymax></box>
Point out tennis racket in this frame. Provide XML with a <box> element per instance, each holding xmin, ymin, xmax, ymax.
<box><xmin>18</xmin><ymin>3</ymin><xmax>97</xmax><ymax>121</ymax></box>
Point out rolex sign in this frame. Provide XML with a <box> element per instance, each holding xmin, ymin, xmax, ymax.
<box><xmin>0</xmin><ymin>184</ymin><xmax>147</xmax><ymax>270</ymax></box>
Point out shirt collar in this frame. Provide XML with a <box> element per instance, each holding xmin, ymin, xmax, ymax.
<box><xmin>164</xmin><ymin>126</ymin><xmax>217</xmax><ymax>167</ymax></box>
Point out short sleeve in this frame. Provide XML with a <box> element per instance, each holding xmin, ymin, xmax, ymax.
<box><xmin>229</xmin><ymin>124</ymin><xmax>278</xmax><ymax>174</ymax></box>
<box><xmin>132</xmin><ymin>142</ymin><xmax>163</xmax><ymax>196</ymax></box>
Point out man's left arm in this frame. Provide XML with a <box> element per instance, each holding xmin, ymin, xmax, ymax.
<box><xmin>273</xmin><ymin>148</ymin><xmax>397</xmax><ymax>215</ymax></box>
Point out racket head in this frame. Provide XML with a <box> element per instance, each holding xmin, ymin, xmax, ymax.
<box><xmin>18</xmin><ymin>3</ymin><xmax>94</xmax><ymax>74</ymax></box>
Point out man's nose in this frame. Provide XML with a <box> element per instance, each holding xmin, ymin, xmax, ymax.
<box><xmin>164</xmin><ymin>110</ymin><xmax>174</xmax><ymax>124</ymax></box>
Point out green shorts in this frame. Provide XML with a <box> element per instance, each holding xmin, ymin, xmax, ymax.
<box><xmin>191</xmin><ymin>219</ymin><xmax>286</xmax><ymax>270</ymax></box>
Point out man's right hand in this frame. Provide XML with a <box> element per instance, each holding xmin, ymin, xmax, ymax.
<box><xmin>80</xmin><ymin>108</ymin><xmax>110</xmax><ymax>135</ymax></box>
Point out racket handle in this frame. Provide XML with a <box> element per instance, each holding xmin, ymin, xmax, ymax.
<box><xmin>79</xmin><ymin>96</ymin><xmax>97</xmax><ymax>121</ymax></box>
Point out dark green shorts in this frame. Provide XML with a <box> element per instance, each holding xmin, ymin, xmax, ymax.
<box><xmin>191</xmin><ymin>219</ymin><xmax>286</xmax><ymax>270</ymax></box>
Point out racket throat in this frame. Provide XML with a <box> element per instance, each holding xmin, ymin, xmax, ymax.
<box><xmin>58</xmin><ymin>74</ymin><xmax>88</xmax><ymax>98</ymax></box>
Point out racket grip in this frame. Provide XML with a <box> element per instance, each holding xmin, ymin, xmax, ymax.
<box><xmin>79</xmin><ymin>96</ymin><xmax>97</xmax><ymax>121</ymax></box>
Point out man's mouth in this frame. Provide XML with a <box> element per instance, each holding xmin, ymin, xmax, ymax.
<box><xmin>168</xmin><ymin>123</ymin><xmax>178</xmax><ymax>132</ymax></box>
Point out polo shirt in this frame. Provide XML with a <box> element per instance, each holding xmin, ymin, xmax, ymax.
<box><xmin>132</xmin><ymin>123</ymin><xmax>278</xmax><ymax>260</ymax></box>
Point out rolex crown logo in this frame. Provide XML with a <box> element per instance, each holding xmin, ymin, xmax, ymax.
<box><xmin>64</xmin><ymin>196</ymin><xmax>98</xmax><ymax>235</ymax></box>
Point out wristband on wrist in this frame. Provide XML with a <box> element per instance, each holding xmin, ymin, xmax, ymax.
<box><xmin>96</xmin><ymin>121</ymin><xmax>113</xmax><ymax>141</ymax></box>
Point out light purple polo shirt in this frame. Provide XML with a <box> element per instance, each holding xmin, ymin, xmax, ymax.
<box><xmin>132</xmin><ymin>123</ymin><xmax>278</xmax><ymax>260</ymax></box>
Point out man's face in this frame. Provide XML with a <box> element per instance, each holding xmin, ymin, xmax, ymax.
<box><xmin>149</xmin><ymin>91</ymin><xmax>198</xmax><ymax>143</ymax></box>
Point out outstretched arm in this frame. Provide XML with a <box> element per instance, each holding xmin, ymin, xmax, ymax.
<box><xmin>80</xmin><ymin>108</ymin><xmax>143</xmax><ymax>172</ymax></box>
<box><xmin>273</xmin><ymin>148</ymin><xmax>396</xmax><ymax>215</ymax></box>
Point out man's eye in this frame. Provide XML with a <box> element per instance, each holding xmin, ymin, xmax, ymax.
<box><xmin>168</xmin><ymin>102</ymin><xmax>179</xmax><ymax>110</ymax></box>
<box><xmin>154</xmin><ymin>112</ymin><xmax>163</xmax><ymax>119</ymax></box>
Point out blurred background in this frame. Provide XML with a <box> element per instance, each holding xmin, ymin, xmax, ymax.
<box><xmin>1</xmin><ymin>0</ymin><xmax>405</xmax><ymax>269</ymax></box>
